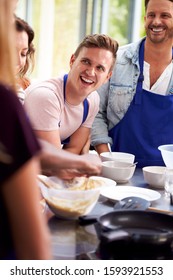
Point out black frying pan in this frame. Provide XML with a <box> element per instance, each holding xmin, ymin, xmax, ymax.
<box><xmin>97</xmin><ymin>210</ymin><xmax>173</xmax><ymax>246</ymax></box>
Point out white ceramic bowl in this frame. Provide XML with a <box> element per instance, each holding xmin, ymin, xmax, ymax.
<box><xmin>100</xmin><ymin>152</ymin><xmax>135</xmax><ymax>164</ymax></box>
<box><xmin>38</xmin><ymin>176</ymin><xmax>104</xmax><ymax>219</ymax></box>
<box><xmin>101</xmin><ymin>161</ymin><xmax>136</xmax><ymax>183</ymax></box>
<box><xmin>158</xmin><ymin>145</ymin><xmax>173</xmax><ymax>168</ymax></box>
<box><xmin>142</xmin><ymin>166</ymin><xmax>166</xmax><ymax>189</ymax></box>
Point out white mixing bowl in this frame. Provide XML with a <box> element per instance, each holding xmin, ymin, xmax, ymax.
<box><xmin>158</xmin><ymin>145</ymin><xmax>173</xmax><ymax>168</ymax></box>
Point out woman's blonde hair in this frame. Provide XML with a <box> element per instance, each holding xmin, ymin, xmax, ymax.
<box><xmin>15</xmin><ymin>16</ymin><xmax>35</xmax><ymax>77</ymax></box>
<box><xmin>0</xmin><ymin>0</ymin><xmax>16</xmax><ymax>90</ymax></box>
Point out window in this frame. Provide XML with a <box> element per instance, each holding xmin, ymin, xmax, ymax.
<box><xmin>15</xmin><ymin>0</ymin><xmax>142</xmax><ymax>81</ymax></box>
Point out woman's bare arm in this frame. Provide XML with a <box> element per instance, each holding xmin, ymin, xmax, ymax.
<box><xmin>39</xmin><ymin>139</ymin><xmax>102</xmax><ymax>179</ymax></box>
<box><xmin>2</xmin><ymin>157</ymin><xmax>52</xmax><ymax>260</ymax></box>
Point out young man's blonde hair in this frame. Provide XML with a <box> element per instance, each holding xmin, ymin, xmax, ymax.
<box><xmin>74</xmin><ymin>34</ymin><xmax>119</xmax><ymax>72</ymax></box>
<box><xmin>0</xmin><ymin>0</ymin><xmax>16</xmax><ymax>90</ymax></box>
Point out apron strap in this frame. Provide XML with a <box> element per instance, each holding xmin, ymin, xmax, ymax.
<box><xmin>134</xmin><ymin>40</ymin><xmax>173</xmax><ymax>104</ymax></box>
<box><xmin>63</xmin><ymin>74</ymin><xmax>89</xmax><ymax>123</ymax></box>
<box><xmin>82</xmin><ymin>98</ymin><xmax>89</xmax><ymax>123</ymax></box>
<box><xmin>63</xmin><ymin>74</ymin><xmax>68</xmax><ymax>99</ymax></box>
<box><xmin>134</xmin><ymin>39</ymin><xmax>145</xmax><ymax>105</ymax></box>
<box><xmin>62</xmin><ymin>74</ymin><xmax>89</xmax><ymax>144</ymax></box>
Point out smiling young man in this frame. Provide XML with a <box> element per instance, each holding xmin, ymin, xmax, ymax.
<box><xmin>24</xmin><ymin>34</ymin><xmax>118</xmax><ymax>154</ymax></box>
<box><xmin>91</xmin><ymin>0</ymin><xmax>173</xmax><ymax>168</ymax></box>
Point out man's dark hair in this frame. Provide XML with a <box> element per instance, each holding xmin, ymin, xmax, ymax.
<box><xmin>145</xmin><ymin>0</ymin><xmax>173</xmax><ymax>10</ymax></box>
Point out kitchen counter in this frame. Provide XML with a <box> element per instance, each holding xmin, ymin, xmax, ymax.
<box><xmin>46</xmin><ymin>168</ymin><xmax>173</xmax><ymax>260</ymax></box>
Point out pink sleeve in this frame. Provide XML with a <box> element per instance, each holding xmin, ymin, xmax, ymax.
<box><xmin>24</xmin><ymin>84</ymin><xmax>62</xmax><ymax>131</ymax></box>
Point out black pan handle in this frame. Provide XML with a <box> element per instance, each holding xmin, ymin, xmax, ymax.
<box><xmin>79</xmin><ymin>215</ymin><xmax>98</xmax><ymax>225</ymax></box>
<box><xmin>79</xmin><ymin>211</ymin><xmax>112</xmax><ymax>225</ymax></box>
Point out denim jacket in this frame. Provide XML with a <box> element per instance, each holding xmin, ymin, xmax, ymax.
<box><xmin>91</xmin><ymin>38</ymin><xmax>173</xmax><ymax>147</ymax></box>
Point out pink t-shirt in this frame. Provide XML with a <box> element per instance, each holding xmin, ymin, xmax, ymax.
<box><xmin>24</xmin><ymin>75</ymin><xmax>100</xmax><ymax>141</ymax></box>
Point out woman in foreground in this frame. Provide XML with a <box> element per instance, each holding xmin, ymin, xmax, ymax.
<box><xmin>0</xmin><ymin>0</ymin><xmax>51</xmax><ymax>260</ymax></box>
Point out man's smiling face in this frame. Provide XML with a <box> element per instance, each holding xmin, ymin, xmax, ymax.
<box><xmin>144</xmin><ymin>0</ymin><xmax>173</xmax><ymax>44</ymax></box>
<box><xmin>69</xmin><ymin>46</ymin><xmax>113</xmax><ymax>98</ymax></box>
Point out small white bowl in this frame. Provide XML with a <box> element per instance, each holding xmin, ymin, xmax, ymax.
<box><xmin>101</xmin><ymin>161</ymin><xmax>136</xmax><ymax>183</ymax></box>
<box><xmin>158</xmin><ymin>145</ymin><xmax>173</xmax><ymax>168</ymax></box>
<box><xmin>142</xmin><ymin>166</ymin><xmax>166</xmax><ymax>189</ymax></box>
<box><xmin>100</xmin><ymin>152</ymin><xmax>135</xmax><ymax>164</ymax></box>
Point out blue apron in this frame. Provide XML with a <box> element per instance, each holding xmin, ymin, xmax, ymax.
<box><xmin>109</xmin><ymin>39</ymin><xmax>173</xmax><ymax>168</ymax></box>
<box><xmin>61</xmin><ymin>74</ymin><xmax>89</xmax><ymax>144</ymax></box>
